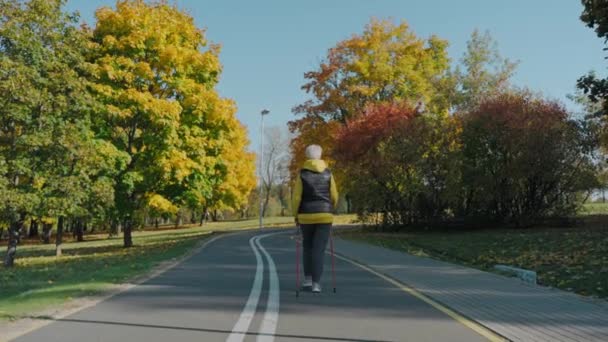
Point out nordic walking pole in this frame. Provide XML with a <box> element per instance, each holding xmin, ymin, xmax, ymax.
<box><xmin>295</xmin><ymin>224</ymin><xmax>301</xmax><ymax>298</ymax></box>
<box><xmin>329</xmin><ymin>227</ymin><xmax>337</xmax><ymax>293</ymax></box>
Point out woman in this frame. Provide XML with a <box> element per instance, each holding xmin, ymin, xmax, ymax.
<box><xmin>292</xmin><ymin>144</ymin><xmax>339</xmax><ymax>293</ymax></box>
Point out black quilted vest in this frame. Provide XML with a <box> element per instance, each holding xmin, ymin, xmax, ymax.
<box><xmin>299</xmin><ymin>168</ymin><xmax>333</xmax><ymax>214</ymax></box>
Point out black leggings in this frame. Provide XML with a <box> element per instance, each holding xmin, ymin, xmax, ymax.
<box><xmin>301</xmin><ymin>223</ymin><xmax>331</xmax><ymax>283</ymax></box>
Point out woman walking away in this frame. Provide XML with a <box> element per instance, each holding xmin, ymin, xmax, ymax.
<box><xmin>292</xmin><ymin>144</ymin><xmax>339</xmax><ymax>293</ymax></box>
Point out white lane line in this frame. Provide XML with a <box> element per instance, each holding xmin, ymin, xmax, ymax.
<box><xmin>255</xmin><ymin>234</ymin><xmax>281</xmax><ymax>342</ymax></box>
<box><xmin>226</xmin><ymin>236</ymin><xmax>264</xmax><ymax>342</ymax></box>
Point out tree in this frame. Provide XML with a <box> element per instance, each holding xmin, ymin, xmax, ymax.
<box><xmin>334</xmin><ymin>101</ymin><xmax>461</xmax><ymax>227</ymax></box>
<box><xmin>294</xmin><ymin>18</ymin><xmax>452</xmax><ymax>123</ymax></box>
<box><xmin>287</xmin><ymin>116</ymin><xmax>341</xmax><ymax>180</ymax></box>
<box><xmin>461</xmin><ymin>91</ymin><xmax>599</xmax><ymax>225</ymax></box>
<box><xmin>453</xmin><ymin>30</ymin><xmax>518</xmax><ymax>112</ymax></box>
<box><xmin>0</xmin><ymin>0</ymin><xmax>123</xmax><ymax>265</ymax></box>
<box><xmin>578</xmin><ymin>0</ymin><xmax>608</xmax><ymax>117</ymax></box>
<box><xmin>89</xmin><ymin>0</ymin><xmax>232</xmax><ymax>246</ymax></box>
<box><xmin>289</xmin><ymin>18</ymin><xmax>452</xmax><ymax>182</ymax></box>
<box><xmin>205</xmin><ymin>118</ymin><xmax>256</xmax><ymax>217</ymax></box>
<box><xmin>260</xmin><ymin>127</ymin><xmax>290</xmax><ymax>217</ymax></box>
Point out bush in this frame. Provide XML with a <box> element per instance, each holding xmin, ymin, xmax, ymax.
<box><xmin>334</xmin><ymin>102</ymin><xmax>461</xmax><ymax>227</ymax></box>
<box><xmin>333</xmin><ymin>92</ymin><xmax>600</xmax><ymax>229</ymax></box>
<box><xmin>459</xmin><ymin>91</ymin><xmax>599</xmax><ymax>226</ymax></box>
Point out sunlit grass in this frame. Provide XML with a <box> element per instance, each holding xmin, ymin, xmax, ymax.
<box><xmin>579</xmin><ymin>202</ymin><xmax>608</xmax><ymax>215</ymax></box>
<box><xmin>0</xmin><ymin>230</ymin><xmax>211</xmax><ymax>321</ymax></box>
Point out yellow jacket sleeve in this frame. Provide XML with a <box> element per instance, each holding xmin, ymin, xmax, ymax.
<box><xmin>330</xmin><ymin>175</ymin><xmax>339</xmax><ymax>209</ymax></box>
<box><xmin>292</xmin><ymin>176</ymin><xmax>302</xmax><ymax>217</ymax></box>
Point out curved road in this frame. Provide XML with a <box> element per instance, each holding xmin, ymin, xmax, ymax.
<box><xmin>13</xmin><ymin>230</ymin><xmax>490</xmax><ymax>342</ymax></box>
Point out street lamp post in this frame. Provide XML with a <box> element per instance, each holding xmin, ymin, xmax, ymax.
<box><xmin>260</xmin><ymin>109</ymin><xmax>270</xmax><ymax>230</ymax></box>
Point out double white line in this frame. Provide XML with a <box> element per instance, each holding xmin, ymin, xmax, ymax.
<box><xmin>226</xmin><ymin>233</ymin><xmax>281</xmax><ymax>342</ymax></box>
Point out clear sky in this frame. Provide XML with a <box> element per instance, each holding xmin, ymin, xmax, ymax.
<box><xmin>66</xmin><ymin>0</ymin><xmax>606</xmax><ymax>153</ymax></box>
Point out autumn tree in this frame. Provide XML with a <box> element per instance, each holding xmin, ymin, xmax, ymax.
<box><xmin>453</xmin><ymin>29</ymin><xmax>518</xmax><ymax>112</ymax></box>
<box><xmin>89</xmin><ymin>0</ymin><xmax>241</xmax><ymax>246</ymax></box>
<box><xmin>295</xmin><ymin>18</ymin><xmax>452</xmax><ymax>123</ymax></box>
<box><xmin>334</xmin><ymin>102</ymin><xmax>461</xmax><ymax>226</ymax></box>
<box><xmin>461</xmin><ymin>91</ymin><xmax>599</xmax><ymax>225</ymax></box>
<box><xmin>205</xmin><ymin>118</ymin><xmax>256</xmax><ymax>218</ymax></box>
<box><xmin>290</xmin><ymin>18</ymin><xmax>452</xmax><ymax>183</ymax></box>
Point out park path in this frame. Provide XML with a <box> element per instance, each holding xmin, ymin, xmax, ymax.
<box><xmin>334</xmin><ymin>238</ymin><xmax>608</xmax><ymax>342</ymax></box>
<box><xmin>9</xmin><ymin>229</ymin><xmax>491</xmax><ymax>342</ymax></box>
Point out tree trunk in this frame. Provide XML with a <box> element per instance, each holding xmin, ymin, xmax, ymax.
<box><xmin>155</xmin><ymin>218</ymin><xmax>159</xmax><ymax>229</ymax></box>
<box><xmin>174</xmin><ymin>213</ymin><xmax>181</xmax><ymax>228</ymax></box>
<box><xmin>346</xmin><ymin>194</ymin><xmax>352</xmax><ymax>214</ymax></box>
<box><xmin>75</xmin><ymin>219</ymin><xmax>84</xmax><ymax>242</ymax></box>
<box><xmin>262</xmin><ymin>187</ymin><xmax>271</xmax><ymax>217</ymax></box>
<box><xmin>28</xmin><ymin>219</ymin><xmax>39</xmax><ymax>238</ymax></box>
<box><xmin>211</xmin><ymin>209</ymin><xmax>218</xmax><ymax>222</ymax></box>
<box><xmin>71</xmin><ymin>219</ymin><xmax>77</xmax><ymax>239</ymax></box>
<box><xmin>109</xmin><ymin>220</ymin><xmax>117</xmax><ymax>237</ymax></box>
<box><xmin>0</xmin><ymin>227</ymin><xmax>4</xmax><ymax>242</ymax></box>
<box><xmin>4</xmin><ymin>213</ymin><xmax>25</xmax><ymax>267</ymax></box>
<box><xmin>123</xmin><ymin>218</ymin><xmax>133</xmax><ymax>248</ymax></box>
<box><xmin>55</xmin><ymin>216</ymin><xmax>65</xmax><ymax>257</ymax></box>
<box><xmin>42</xmin><ymin>223</ymin><xmax>52</xmax><ymax>244</ymax></box>
<box><xmin>110</xmin><ymin>219</ymin><xmax>120</xmax><ymax>236</ymax></box>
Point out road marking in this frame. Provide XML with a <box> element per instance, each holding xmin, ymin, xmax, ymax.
<box><xmin>226</xmin><ymin>236</ymin><xmax>264</xmax><ymax>342</ymax></box>
<box><xmin>331</xmin><ymin>252</ymin><xmax>509</xmax><ymax>342</ymax></box>
<box><xmin>255</xmin><ymin>234</ymin><xmax>281</xmax><ymax>342</ymax></box>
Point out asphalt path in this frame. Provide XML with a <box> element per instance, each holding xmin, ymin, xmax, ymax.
<box><xmin>12</xmin><ymin>230</ymin><xmax>489</xmax><ymax>342</ymax></box>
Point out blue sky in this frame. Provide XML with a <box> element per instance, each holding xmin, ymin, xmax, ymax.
<box><xmin>66</xmin><ymin>0</ymin><xmax>606</xmax><ymax>153</ymax></box>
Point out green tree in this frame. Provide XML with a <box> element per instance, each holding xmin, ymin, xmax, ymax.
<box><xmin>0</xmin><ymin>0</ymin><xmax>123</xmax><ymax>265</ymax></box>
<box><xmin>578</xmin><ymin>0</ymin><xmax>608</xmax><ymax>116</ymax></box>
<box><xmin>453</xmin><ymin>30</ymin><xmax>518</xmax><ymax>112</ymax></box>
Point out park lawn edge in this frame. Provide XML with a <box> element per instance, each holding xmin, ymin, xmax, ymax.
<box><xmin>0</xmin><ymin>230</ymin><xmax>219</xmax><ymax>323</ymax></box>
<box><xmin>0</xmin><ymin>231</ymin><xmax>232</xmax><ymax>342</ymax></box>
<box><xmin>338</xmin><ymin>226</ymin><xmax>608</xmax><ymax>302</ymax></box>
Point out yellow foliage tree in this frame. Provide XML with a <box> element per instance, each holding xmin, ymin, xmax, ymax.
<box><xmin>290</xmin><ymin>19</ymin><xmax>452</xmax><ymax>185</ymax></box>
<box><xmin>89</xmin><ymin>0</ymin><xmax>251</xmax><ymax>245</ymax></box>
<box><xmin>208</xmin><ymin>116</ymin><xmax>256</xmax><ymax>216</ymax></box>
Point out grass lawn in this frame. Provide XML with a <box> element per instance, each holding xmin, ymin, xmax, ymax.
<box><xmin>338</xmin><ymin>224</ymin><xmax>608</xmax><ymax>300</ymax></box>
<box><xmin>579</xmin><ymin>202</ymin><xmax>608</xmax><ymax>216</ymax></box>
<box><xmin>0</xmin><ymin>215</ymin><xmax>356</xmax><ymax>321</ymax></box>
<box><xmin>0</xmin><ymin>228</ymin><xmax>215</xmax><ymax>321</ymax></box>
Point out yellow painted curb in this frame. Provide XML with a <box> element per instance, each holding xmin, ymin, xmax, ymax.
<box><xmin>331</xmin><ymin>252</ymin><xmax>509</xmax><ymax>342</ymax></box>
